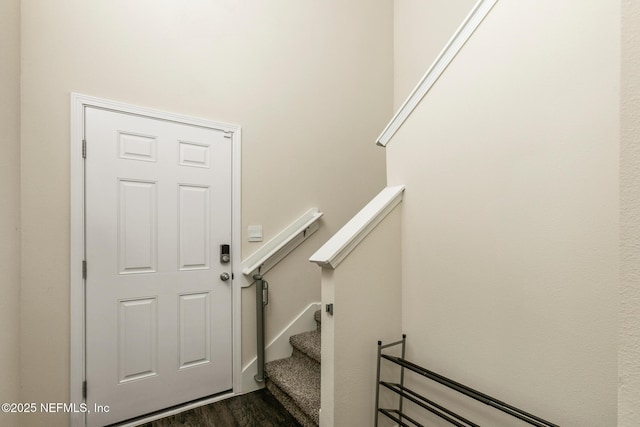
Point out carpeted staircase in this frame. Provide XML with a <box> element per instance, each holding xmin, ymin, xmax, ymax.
<box><xmin>265</xmin><ymin>310</ymin><xmax>321</xmax><ymax>427</ymax></box>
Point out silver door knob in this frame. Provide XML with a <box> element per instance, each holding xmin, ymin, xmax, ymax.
<box><xmin>220</xmin><ymin>272</ymin><xmax>231</xmax><ymax>281</ymax></box>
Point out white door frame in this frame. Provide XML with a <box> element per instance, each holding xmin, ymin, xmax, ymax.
<box><xmin>70</xmin><ymin>93</ymin><xmax>243</xmax><ymax>427</ymax></box>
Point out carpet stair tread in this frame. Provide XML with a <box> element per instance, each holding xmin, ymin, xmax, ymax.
<box><xmin>266</xmin><ymin>352</ymin><xmax>320</xmax><ymax>425</ymax></box>
<box><xmin>290</xmin><ymin>330</ymin><xmax>321</xmax><ymax>364</ymax></box>
<box><xmin>265</xmin><ymin>309</ymin><xmax>322</xmax><ymax>426</ymax></box>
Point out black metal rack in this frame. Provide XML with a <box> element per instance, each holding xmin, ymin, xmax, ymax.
<box><xmin>374</xmin><ymin>336</ymin><xmax>560</xmax><ymax>427</ymax></box>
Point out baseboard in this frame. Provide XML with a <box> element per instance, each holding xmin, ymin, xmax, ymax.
<box><xmin>241</xmin><ymin>302</ymin><xmax>321</xmax><ymax>393</ymax></box>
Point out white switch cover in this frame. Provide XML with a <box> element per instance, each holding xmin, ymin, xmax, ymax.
<box><xmin>248</xmin><ymin>225</ymin><xmax>263</xmax><ymax>242</ymax></box>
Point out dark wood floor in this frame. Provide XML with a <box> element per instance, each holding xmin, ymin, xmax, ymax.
<box><xmin>138</xmin><ymin>389</ymin><xmax>302</xmax><ymax>427</ymax></box>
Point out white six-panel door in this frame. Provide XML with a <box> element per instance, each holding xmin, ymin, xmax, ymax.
<box><xmin>84</xmin><ymin>107</ymin><xmax>232</xmax><ymax>426</ymax></box>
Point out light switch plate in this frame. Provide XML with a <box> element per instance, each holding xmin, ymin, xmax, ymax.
<box><xmin>248</xmin><ymin>225</ymin><xmax>263</xmax><ymax>242</ymax></box>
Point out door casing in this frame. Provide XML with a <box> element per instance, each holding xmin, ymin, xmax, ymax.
<box><xmin>70</xmin><ymin>93</ymin><xmax>242</xmax><ymax>427</ymax></box>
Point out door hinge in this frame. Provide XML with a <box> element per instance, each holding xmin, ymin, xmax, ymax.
<box><xmin>82</xmin><ymin>260</ymin><xmax>87</xmax><ymax>279</ymax></box>
<box><xmin>82</xmin><ymin>139</ymin><xmax>87</xmax><ymax>158</ymax></box>
<box><xmin>223</xmin><ymin>131</ymin><xmax>233</xmax><ymax>139</ymax></box>
<box><xmin>82</xmin><ymin>381</ymin><xmax>87</xmax><ymax>399</ymax></box>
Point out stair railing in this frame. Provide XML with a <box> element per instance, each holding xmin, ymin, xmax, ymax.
<box><xmin>241</xmin><ymin>208</ymin><xmax>323</xmax><ymax>286</ymax></box>
<box><xmin>310</xmin><ymin>185</ymin><xmax>404</xmax><ymax>425</ymax></box>
<box><xmin>242</xmin><ymin>208</ymin><xmax>323</xmax><ymax>383</ymax></box>
<box><xmin>309</xmin><ymin>186</ymin><xmax>404</xmax><ymax>269</ymax></box>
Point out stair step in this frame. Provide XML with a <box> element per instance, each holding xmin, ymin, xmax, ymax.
<box><xmin>266</xmin><ymin>310</ymin><xmax>322</xmax><ymax>426</ymax></box>
<box><xmin>290</xmin><ymin>330</ymin><xmax>321</xmax><ymax>364</ymax></box>
<box><xmin>266</xmin><ymin>353</ymin><xmax>320</xmax><ymax>426</ymax></box>
<box><xmin>266</xmin><ymin>381</ymin><xmax>317</xmax><ymax>427</ymax></box>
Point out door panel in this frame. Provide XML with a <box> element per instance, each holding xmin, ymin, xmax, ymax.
<box><xmin>85</xmin><ymin>107</ymin><xmax>232</xmax><ymax>426</ymax></box>
<box><xmin>118</xmin><ymin>297</ymin><xmax>158</xmax><ymax>383</ymax></box>
<box><xmin>179</xmin><ymin>292</ymin><xmax>211</xmax><ymax>368</ymax></box>
<box><xmin>118</xmin><ymin>179</ymin><xmax>158</xmax><ymax>274</ymax></box>
<box><xmin>178</xmin><ymin>184</ymin><xmax>210</xmax><ymax>270</ymax></box>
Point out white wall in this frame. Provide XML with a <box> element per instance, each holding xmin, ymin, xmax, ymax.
<box><xmin>320</xmin><ymin>206</ymin><xmax>402</xmax><ymax>427</ymax></box>
<box><xmin>20</xmin><ymin>1</ymin><xmax>391</xmax><ymax>425</ymax></box>
<box><xmin>0</xmin><ymin>1</ymin><xmax>21</xmax><ymax>426</ymax></box>
<box><xmin>388</xmin><ymin>0</ymin><xmax>619</xmax><ymax>425</ymax></box>
<box><xmin>620</xmin><ymin>0</ymin><xmax>640</xmax><ymax>424</ymax></box>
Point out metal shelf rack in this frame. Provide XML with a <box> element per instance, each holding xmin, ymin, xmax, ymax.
<box><xmin>374</xmin><ymin>335</ymin><xmax>560</xmax><ymax>427</ymax></box>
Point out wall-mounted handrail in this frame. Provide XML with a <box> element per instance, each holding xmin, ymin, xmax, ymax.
<box><xmin>310</xmin><ymin>186</ymin><xmax>404</xmax><ymax>269</ymax></box>
<box><xmin>242</xmin><ymin>208</ymin><xmax>322</xmax><ymax>384</ymax></box>
<box><xmin>241</xmin><ymin>208</ymin><xmax>323</xmax><ymax>286</ymax></box>
<box><xmin>376</xmin><ymin>0</ymin><xmax>499</xmax><ymax>147</ymax></box>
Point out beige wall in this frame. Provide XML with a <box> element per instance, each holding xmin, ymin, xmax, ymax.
<box><xmin>20</xmin><ymin>0</ymin><xmax>391</xmax><ymax>425</ymax></box>
<box><xmin>620</xmin><ymin>0</ymin><xmax>640</xmax><ymax>424</ymax></box>
<box><xmin>0</xmin><ymin>0</ymin><xmax>21</xmax><ymax>426</ymax></box>
<box><xmin>389</xmin><ymin>0</ymin><xmax>619</xmax><ymax>425</ymax></box>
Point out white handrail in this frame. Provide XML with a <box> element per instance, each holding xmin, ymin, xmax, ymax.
<box><xmin>309</xmin><ymin>185</ymin><xmax>404</xmax><ymax>269</ymax></box>
<box><xmin>376</xmin><ymin>0</ymin><xmax>498</xmax><ymax>147</ymax></box>
<box><xmin>241</xmin><ymin>208</ymin><xmax>323</xmax><ymax>285</ymax></box>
